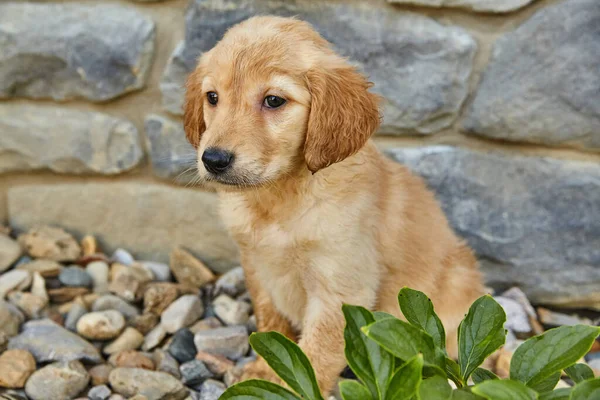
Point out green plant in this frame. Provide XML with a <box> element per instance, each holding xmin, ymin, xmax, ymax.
<box><xmin>220</xmin><ymin>287</ymin><xmax>600</xmax><ymax>400</ymax></box>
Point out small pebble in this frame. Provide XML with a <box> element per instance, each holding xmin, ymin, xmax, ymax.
<box><xmin>143</xmin><ymin>324</ymin><xmax>167</xmax><ymax>352</ymax></box>
<box><xmin>16</xmin><ymin>259</ymin><xmax>62</xmax><ymax>278</ymax></box>
<box><xmin>196</xmin><ymin>379</ymin><xmax>226</xmax><ymax>400</ymax></box>
<box><xmin>111</xmin><ymin>249</ymin><xmax>134</xmax><ymax>266</ymax></box>
<box><xmin>213</xmin><ymin>267</ymin><xmax>245</xmax><ymax>297</ymax></box>
<box><xmin>59</xmin><ymin>266</ymin><xmax>93</xmax><ymax>288</ymax></box>
<box><xmin>161</xmin><ymin>295</ymin><xmax>204</xmax><ymax>334</ymax></box>
<box><xmin>18</xmin><ymin>226</ymin><xmax>81</xmax><ymax>262</ymax></box>
<box><xmin>65</xmin><ymin>303</ymin><xmax>88</xmax><ymax>331</ymax></box>
<box><xmin>77</xmin><ymin>310</ymin><xmax>125</xmax><ymax>340</ymax></box>
<box><xmin>109</xmin><ymin>265</ymin><xmax>152</xmax><ymax>302</ymax></box>
<box><xmin>104</xmin><ymin>327</ymin><xmax>144</xmax><ymax>355</ymax></box>
<box><xmin>0</xmin><ymin>270</ymin><xmax>31</xmax><ymax>299</ymax></box>
<box><xmin>168</xmin><ymin>328</ymin><xmax>197</xmax><ymax>363</ymax></box>
<box><xmin>180</xmin><ymin>360</ymin><xmax>214</xmax><ymax>387</ymax></box>
<box><xmin>25</xmin><ymin>361</ymin><xmax>89</xmax><ymax>400</ymax></box>
<box><xmin>87</xmin><ymin>261</ymin><xmax>110</xmax><ymax>293</ymax></box>
<box><xmin>89</xmin><ymin>364</ymin><xmax>114</xmax><ymax>386</ymax></box>
<box><xmin>111</xmin><ymin>350</ymin><xmax>155</xmax><ymax>370</ymax></box>
<box><xmin>189</xmin><ymin>317</ymin><xmax>223</xmax><ymax>334</ymax></box>
<box><xmin>0</xmin><ymin>235</ymin><xmax>21</xmax><ymax>273</ymax></box>
<box><xmin>81</xmin><ymin>235</ymin><xmax>97</xmax><ymax>256</ymax></box>
<box><xmin>92</xmin><ymin>295</ymin><xmax>140</xmax><ymax>320</ymax></box>
<box><xmin>30</xmin><ymin>272</ymin><xmax>48</xmax><ymax>302</ymax></box>
<box><xmin>154</xmin><ymin>349</ymin><xmax>181</xmax><ymax>379</ymax></box>
<box><xmin>48</xmin><ymin>287</ymin><xmax>89</xmax><ymax>303</ymax></box>
<box><xmin>139</xmin><ymin>261</ymin><xmax>171</xmax><ymax>282</ymax></box>
<box><xmin>213</xmin><ymin>294</ymin><xmax>251</xmax><ymax>326</ymax></box>
<box><xmin>130</xmin><ymin>312</ymin><xmax>159</xmax><ymax>335</ymax></box>
<box><xmin>7</xmin><ymin>292</ymin><xmax>47</xmax><ymax>319</ymax></box>
<box><xmin>0</xmin><ymin>349</ymin><xmax>36</xmax><ymax>388</ymax></box>
<box><xmin>144</xmin><ymin>283</ymin><xmax>179</xmax><ymax>315</ymax></box>
<box><xmin>195</xmin><ymin>351</ymin><xmax>235</xmax><ymax>378</ymax></box>
<box><xmin>194</xmin><ymin>326</ymin><xmax>249</xmax><ymax>361</ymax></box>
<box><xmin>170</xmin><ymin>248</ymin><xmax>215</xmax><ymax>289</ymax></box>
<box><xmin>108</xmin><ymin>368</ymin><xmax>188</xmax><ymax>399</ymax></box>
<box><xmin>88</xmin><ymin>384</ymin><xmax>112</xmax><ymax>400</ymax></box>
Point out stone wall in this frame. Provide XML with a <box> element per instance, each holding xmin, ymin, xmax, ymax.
<box><xmin>0</xmin><ymin>0</ymin><xmax>598</xmax><ymax>308</ymax></box>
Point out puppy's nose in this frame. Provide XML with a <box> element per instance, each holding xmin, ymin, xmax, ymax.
<box><xmin>202</xmin><ymin>148</ymin><xmax>234</xmax><ymax>174</ymax></box>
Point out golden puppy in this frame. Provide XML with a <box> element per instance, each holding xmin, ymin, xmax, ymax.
<box><xmin>184</xmin><ymin>16</ymin><xmax>484</xmax><ymax>395</ymax></box>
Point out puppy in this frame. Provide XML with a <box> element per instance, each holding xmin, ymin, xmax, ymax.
<box><xmin>184</xmin><ymin>16</ymin><xmax>484</xmax><ymax>395</ymax></box>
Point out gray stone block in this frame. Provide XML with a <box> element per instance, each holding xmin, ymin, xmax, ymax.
<box><xmin>464</xmin><ymin>0</ymin><xmax>600</xmax><ymax>148</ymax></box>
<box><xmin>0</xmin><ymin>3</ymin><xmax>155</xmax><ymax>102</ymax></box>
<box><xmin>387</xmin><ymin>146</ymin><xmax>600</xmax><ymax>309</ymax></box>
<box><xmin>0</xmin><ymin>104</ymin><xmax>143</xmax><ymax>175</ymax></box>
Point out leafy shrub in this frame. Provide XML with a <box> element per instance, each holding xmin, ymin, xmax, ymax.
<box><xmin>220</xmin><ymin>287</ymin><xmax>600</xmax><ymax>400</ymax></box>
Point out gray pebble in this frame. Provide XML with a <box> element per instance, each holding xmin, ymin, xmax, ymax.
<box><xmin>168</xmin><ymin>328</ymin><xmax>197</xmax><ymax>363</ymax></box>
<box><xmin>197</xmin><ymin>379</ymin><xmax>226</xmax><ymax>400</ymax></box>
<box><xmin>92</xmin><ymin>295</ymin><xmax>140</xmax><ymax>320</ymax></box>
<box><xmin>194</xmin><ymin>326</ymin><xmax>249</xmax><ymax>361</ymax></box>
<box><xmin>58</xmin><ymin>266</ymin><xmax>92</xmax><ymax>287</ymax></box>
<box><xmin>88</xmin><ymin>384</ymin><xmax>112</xmax><ymax>400</ymax></box>
<box><xmin>65</xmin><ymin>303</ymin><xmax>88</xmax><ymax>331</ymax></box>
<box><xmin>180</xmin><ymin>359</ymin><xmax>214</xmax><ymax>387</ymax></box>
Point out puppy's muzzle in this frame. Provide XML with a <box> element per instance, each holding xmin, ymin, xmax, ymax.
<box><xmin>202</xmin><ymin>148</ymin><xmax>234</xmax><ymax>174</ymax></box>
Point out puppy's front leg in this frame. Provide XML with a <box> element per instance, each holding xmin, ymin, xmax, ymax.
<box><xmin>240</xmin><ymin>263</ymin><xmax>296</xmax><ymax>383</ymax></box>
<box><xmin>299</xmin><ymin>263</ymin><xmax>378</xmax><ymax>395</ymax></box>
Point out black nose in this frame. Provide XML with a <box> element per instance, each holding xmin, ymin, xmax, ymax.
<box><xmin>202</xmin><ymin>148</ymin><xmax>234</xmax><ymax>174</ymax></box>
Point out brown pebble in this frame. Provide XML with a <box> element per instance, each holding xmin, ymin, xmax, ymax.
<box><xmin>81</xmin><ymin>235</ymin><xmax>97</xmax><ymax>256</ymax></box>
<box><xmin>129</xmin><ymin>312</ymin><xmax>159</xmax><ymax>335</ymax></box>
<box><xmin>196</xmin><ymin>351</ymin><xmax>235</xmax><ymax>377</ymax></box>
<box><xmin>48</xmin><ymin>287</ymin><xmax>90</xmax><ymax>303</ymax></box>
<box><xmin>43</xmin><ymin>307</ymin><xmax>65</xmax><ymax>326</ymax></box>
<box><xmin>16</xmin><ymin>259</ymin><xmax>63</xmax><ymax>278</ymax></box>
<box><xmin>111</xmin><ymin>350</ymin><xmax>155</xmax><ymax>370</ymax></box>
<box><xmin>170</xmin><ymin>247</ymin><xmax>215</xmax><ymax>288</ymax></box>
<box><xmin>0</xmin><ymin>349</ymin><xmax>36</xmax><ymax>388</ymax></box>
<box><xmin>74</xmin><ymin>253</ymin><xmax>110</xmax><ymax>267</ymax></box>
<box><xmin>88</xmin><ymin>364</ymin><xmax>114</xmax><ymax>386</ymax></box>
<box><xmin>189</xmin><ymin>317</ymin><xmax>223</xmax><ymax>334</ymax></box>
<box><xmin>143</xmin><ymin>283</ymin><xmax>179</xmax><ymax>315</ymax></box>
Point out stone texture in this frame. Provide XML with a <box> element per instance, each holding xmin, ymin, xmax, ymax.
<box><xmin>161</xmin><ymin>0</ymin><xmax>476</xmax><ymax>135</ymax></box>
<box><xmin>9</xmin><ymin>319</ymin><xmax>102</xmax><ymax>363</ymax></box>
<box><xmin>65</xmin><ymin>303</ymin><xmax>88</xmax><ymax>332</ymax></box>
<box><xmin>87</xmin><ymin>262</ymin><xmax>110</xmax><ymax>293</ymax></box>
<box><xmin>168</xmin><ymin>328</ymin><xmax>197</xmax><ymax>363</ymax></box>
<box><xmin>16</xmin><ymin>259</ymin><xmax>62</xmax><ymax>278</ymax></box>
<box><xmin>145</xmin><ymin>115</ymin><xmax>197</xmax><ymax>184</ymax></box>
<box><xmin>212</xmin><ymin>294</ymin><xmax>251</xmax><ymax>326</ymax></box>
<box><xmin>0</xmin><ymin>236</ymin><xmax>20</xmax><ymax>272</ymax></box>
<box><xmin>17</xmin><ymin>226</ymin><xmax>81</xmax><ymax>262</ymax></box>
<box><xmin>464</xmin><ymin>0</ymin><xmax>600</xmax><ymax>149</ymax></box>
<box><xmin>104</xmin><ymin>328</ymin><xmax>144</xmax><ymax>355</ymax></box>
<box><xmin>387</xmin><ymin>0</ymin><xmax>534</xmax><ymax>13</ymax></box>
<box><xmin>170</xmin><ymin>247</ymin><xmax>215</xmax><ymax>288</ymax></box>
<box><xmin>88</xmin><ymin>385</ymin><xmax>112</xmax><ymax>400</ymax></box>
<box><xmin>144</xmin><ymin>283</ymin><xmax>179</xmax><ymax>315</ymax></box>
<box><xmin>0</xmin><ymin>300</ymin><xmax>24</xmax><ymax>338</ymax></box>
<box><xmin>180</xmin><ymin>360</ymin><xmax>214</xmax><ymax>387</ymax></box>
<box><xmin>387</xmin><ymin>146</ymin><xmax>600</xmax><ymax>308</ymax></box>
<box><xmin>193</xmin><ymin>326</ymin><xmax>249</xmax><ymax>361</ymax></box>
<box><xmin>154</xmin><ymin>349</ymin><xmax>181</xmax><ymax>379</ymax></box>
<box><xmin>59</xmin><ymin>266</ymin><xmax>93</xmax><ymax>288</ymax></box>
<box><xmin>195</xmin><ymin>352</ymin><xmax>234</xmax><ymax>378</ymax></box>
<box><xmin>77</xmin><ymin>310</ymin><xmax>126</xmax><ymax>340</ymax></box>
<box><xmin>143</xmin><ymin>324</ymin><xmax>167</xmax><ymax>352</ymax></box>
<box><xmin>8</xmin><ymin>183</ymin><xmax>239</xmax><ymax>272</ymax></box>
<box><xmin>93</xmin><ymin>295</ymin><xmax>141</xmax><ymax>321</ymax></box>
<box><xmin>129</xmin><ymin>313</ymin><xmax>160</xmax><ymax>335</ymax></box>
<box><xmin>89</xmin><ymin>364</ymin><xmax>114</xmax><ymax>387</ymax></box>
<box><xmin>7</xmin><ymin>292</ymin><xmax>47</xmax><ymax>319</ymax></box>
<box><xmin>0</xmin><ymin>3</ymin><xmax>155</xmax><ymax>102</ymax></box>
<box><xmin>161</xmin><ymin>295</ymin><xmax>204</xmax><ymax>334</ymax></box>
<box><xmin>0</xmin><ymin>104</ymin><xmax>143</xmax><ymax>175</ymax></box>
<box><xmin>0</xmin><ymin>350</ymin><xmax>36</xmax><ymax>389</ymax></box>
<box><xmin>213</xmin><ymin>267</ymin><xmax>245</xmax><ymax>298</ymax></box>
<box><xmin>109</xmin><ymin>368</ymin><xmax>188</xmax><ymax>400</ymax></box>
<box><xmin>25</xmin><ymin>361</ymin><xmax>89</xmax><ymax>400</ymax></box>
<box><xmin>111</xmin><ymin>350</ymin><xmax>155</xmax><ymax>370</ymax></box>
<box><xmin>0</xmin><ymin>271</ymin><xmax>30</xmax><ymax>299</ymax></box>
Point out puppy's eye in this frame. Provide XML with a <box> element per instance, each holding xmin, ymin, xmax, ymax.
<box><xmin>263</xmin><ymin>95</ymin><xmax>286</xmax><ymax>109</ymax></box>
<box><xmin>207</xmin><ymin>91</ymin><xmax>218</xmax><ymax>105</ymax></box>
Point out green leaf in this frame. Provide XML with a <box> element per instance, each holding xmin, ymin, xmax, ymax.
<box><xmin>386</xmin><ymin>354</ymin><xmax>423</xmax><ymax>400</ymax></box>
<box><xmin>363</xmin><ymin>318</ymin><xmax>445</xmax><ymax>370</ymax></box>
<box><xmin>472</xmin><ymin>367</ymin><xmax>499</xmax><ymax>384</ymax></box>
<box><xmin>447</xmin><ymin>357</ymin><xmax>465</xmax><ymax>388</ymax></box>
<box><xmin>472</xmin><ymin>380</ymin><xmax>538</xmax><ymax>400</ymax></box>
<box><xmin>219</xmin><ymin>379</ymin><xmax>302</xmax><ymax>400</ymax></box>
<box><xmin>570</xmin><ymin>377</ymin><xmax>600</xmax><ymax>400</ymax></box>
<box><xmin>531</xmin><ymin>372</ymin><xmax>561</xmax><ymax>393</ymax></box>
<box><xmin>452</xmin><ymin>388</ymin><xmax>486</xmax><ymax>400</ymax></box>
<box><xmin>510</xmin><ymin>325</ymin><xmax>600</xmax><ymax>389</ymax></box>
<box><xmin>398</xmin><ymin>287</ymin><xmax>446</xmax><ymax>349</ymax></box>
<box><xmin>539</xmin><ymin>388</ymin><xmax>572</xmax><ymax>400</ymax></box>
<box><xmin>342</xmin><ymin>305</ymin><xmax>394</xmax><ymax>400</ymax></box>
<box><xmin>249</xmin><ymin>332</ymin><xmax>323</xmax><ymax>400</ymax></box>
<box><xmin>373</xmin><ymin>311</ymin><xmax>396</xmax><ymax>321</ymax></box>
<box><xmin>418</xmin><ymin>375</ymin><xmax>452</xmax><ymax>400</ymax></box>
<box><xmin>339</xmin><ymin>380</ymin><xmax>372</xmax><ymax>400</ymax></box>
<box><xmin>565</xmin><ymin>364</ymin><xmax>595</xmax><ymax>384</ymax></box>
<box><xmin>458</xmin><ymin>295</ymin><xmax>507</xmax><ymax>381</ymax></box>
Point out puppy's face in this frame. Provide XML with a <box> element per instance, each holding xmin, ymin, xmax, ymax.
<box><xmin>184</xmin><ymin>17</ymin><xmax>380</xmax><ymax>190</ymax></box>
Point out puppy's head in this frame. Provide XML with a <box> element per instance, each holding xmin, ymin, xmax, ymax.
<box><xmin>184</xmin><ymin>16</ymin><xmax>380</xmax><ymax>189</ymax></box>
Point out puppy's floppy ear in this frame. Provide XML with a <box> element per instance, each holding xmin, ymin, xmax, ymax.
<box><xmin>183</xmin><ymin>65</ymin><xmax>207</xmax><ymax>148</ymax></box>
<box><xmin>304</xmin><ymin>65</ymin><xmax>380</xmax><ymax>173</ymax></box>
